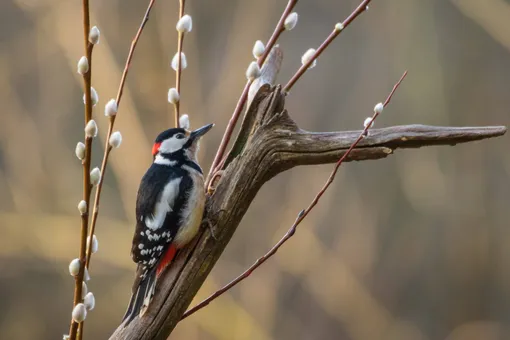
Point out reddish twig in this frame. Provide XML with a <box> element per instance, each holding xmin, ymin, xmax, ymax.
<box><xmin>205</xmin><ymin>0</ymin><xmax>299</xmax><ymax>189</ymax></box>
<box><xmin>85</xmin><ymin>0</ymin><xmax>157</xmax><ymax>269</ymax></box>
<box><xmin>84</xmin><ymin>141</ymin><xmax>111</xmax><ymax>268</ymax></box>
<box><xmin>116</xmin><ymin>0</ymin><xmax>157</xmax><ymax>106</ymax></box>
<box><xmin>284</xmin><ymin>0</ymin><xmax>371</xmax><ymax>92</ymax></box>
<box><xmin>182</xmin><ymin>71</ymin><xmax>408</xmax><ymax>320</ymax></box>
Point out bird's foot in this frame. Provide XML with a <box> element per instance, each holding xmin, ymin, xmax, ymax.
<box><xmin>202</xmin><ymin>218</ymin><xmax>218</xmax><ymax>240</ymax></box>
<box><xmin>202</xmin><ymin>209</ymin><xmax>226</xmax><ymax>241</ymax></box>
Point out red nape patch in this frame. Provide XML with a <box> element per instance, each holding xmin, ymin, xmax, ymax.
<box><xmin>152</xmin><ymin>142</ymin><xmax>161</xmax><ymax>156</ymax></box>
<box><xmin>156</xmin><ymin>244</ymin><xmax>177</xmax><ymax>277</ymax></box>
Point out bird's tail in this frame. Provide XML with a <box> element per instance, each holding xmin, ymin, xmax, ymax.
<box><xmin>122</xmin><ymin>267</ymin><xmax>157</xmax><ymax>326</ymax></box>
<box><xmin>121</xmin><ymin>244</ymin><xmax>178</xmax><ymax>326</ymax></box>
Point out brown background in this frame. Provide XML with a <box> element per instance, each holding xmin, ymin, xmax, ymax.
<box><xmin>0</xmin><ymin>0</ymin><xmax>509</xmax><ymax>339</ymax></box>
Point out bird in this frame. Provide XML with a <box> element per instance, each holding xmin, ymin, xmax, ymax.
<box><xmin>122</xmin><ymin>123</ymin><xmax>214</xmax><ymax>325</ymax></box>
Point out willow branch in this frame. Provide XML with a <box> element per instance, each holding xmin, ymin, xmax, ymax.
<box><xmin>205</xmin><ymin>0</ymin><xmax>299</xmax><ymax>188</ymax></box>
<box><xmin>173</xmin><ymin>0</ymin><xmax>186</xmax><ymax>127</ymax></box>
<box><xmin>284</xmin><ymin>0</ymin><xmax>371</xmax><ymax>92</ymax></box>
<box><xmin>182</xmin><ymin>71</ymin><xmax>407</xmax><ymax>319</ymax></box>
<box><xmin>69</xmin><ymin>0</ymin><xmax>94</xmax><ymax>338</ymax></box>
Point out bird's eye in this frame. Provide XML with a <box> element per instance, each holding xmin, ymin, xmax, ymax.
<box><xmin>175</xmin><ymin>133</ymin><xmax>185</xmax><ymax>139</ymax></box>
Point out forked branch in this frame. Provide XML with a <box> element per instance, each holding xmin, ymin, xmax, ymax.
<box><xmin>110</xmin><ymin>83</ymin><xmax>505</xmax><ymax>340</ymax></box>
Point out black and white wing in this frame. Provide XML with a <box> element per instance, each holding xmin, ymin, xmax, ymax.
<box><xmin>123</xmin><ymin>164</ymin><xmax>191</xmax><ymax>323</ymax></box>
<box><xmin>131</xmin><ymin>164</ymin><xmax>193</xmax><ymax>275</ymax></box>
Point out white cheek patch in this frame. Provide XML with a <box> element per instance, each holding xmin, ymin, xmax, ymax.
<box><xmin>145</xmin><ymin>177</ymin><xmax>182</xmax><ymax>230</ymax></box>
<box><xmin>159</xmin><ymin>136</ymin><xmax>189</xmax><ymax>153</ymax></box>
<box><xmin>154</xmin><ymin>155</ymin><xmax>178</xmax><ymax>165</ymax></box>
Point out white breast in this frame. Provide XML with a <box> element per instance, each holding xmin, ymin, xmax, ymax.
<box><xmin>174</xmin><ymin>164</ymin><xmax>205</xmax><ymax>247</ymax></box>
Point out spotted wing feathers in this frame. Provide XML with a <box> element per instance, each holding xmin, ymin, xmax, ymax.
<box><xmin>123</xmin><ymin>164</ymin><xmax>193</xmax><ymax>324</ymax></box>
<box><xmin>131</xmin><ymin>165</ymin><xmax>193</xmax><ymax>270</ymax></box>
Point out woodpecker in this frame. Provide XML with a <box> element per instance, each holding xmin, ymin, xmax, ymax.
<box><xmin>122</xmin><ymin>123</ymin><xmax>214</xmax><ymax>324</ymax></box>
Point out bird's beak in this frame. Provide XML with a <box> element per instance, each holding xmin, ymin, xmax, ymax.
<box><xmin>189</xmin><ymin>123</ymin><xmax>214</xmax><ymax>141</ymax></box>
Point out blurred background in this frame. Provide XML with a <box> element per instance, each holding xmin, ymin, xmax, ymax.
<box><xmin>1</xmin><ymin>0</ymin><xmax>509</xmax><ymax>339</ymax></box>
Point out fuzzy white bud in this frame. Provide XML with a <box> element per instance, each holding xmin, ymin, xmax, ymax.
<box><xmin>87</xmin><ymin>234</ymin><xmax>99</xmax><ymax>254</ymax></box>
<box><xmin>363</xmin><ymin>117</ymin><xmax>375</xmax><ymax>129</ymax></box>
<box><xmin>104</xmin><ymin>99</ymin><xmax>118</xmax><ymax>117</ymax></box>
<box><xmin>284</xmin><ymin>12</ymin><xmax>298</xmax><ymax>30</ymax></box>
<box><xmin>179</xmin><ymin>114</ymin><xmax>190</xmax><ymax>130</ymax></box>
<box><xmin>109</xmin><ymin>131</ymin><xmax>122</xmax><ymax>148</ymax></box>
<box><xmin>167</xmin><ymin>88</ymin><xmax>180</xmax><ymax>104</ymax></box>
<box><xmin>374</xmin><ymin>102</ymin><xmax>384</xmax><ymax>114</ymax></box>
<box><xmin>252</xmin><ymin>40</ymin><xmax>265</xmax><ymax>59</ymax></box>
<box><xmin>82</xmin><ymin>282</ymin><xmax>88</xmax><ymax>299</ymax></box>
<box><xmin>77</xmin><ymin>200</ymin><xmax>87</xmax><ymax>214</ymax></box>
<box><xmin>69</xmin><ymin>258</ymin><xmax>80</xmax><ymax>276</ymax></box>
<box><xmin>91</xmin><ymin>87</ymin><xmax>99</xmax><ymax>106</ymax></box>
<box><xmin>89</xmin><ymin>26</ymin><xmax>100</xmax><ymax>45</ymax></box>
<box><xmin>171</xmin><ymin>52</ymin><xmax>188</xmax><ymax>71</ymax></box>
<box><xmin>84</xmin><ymin>292</ymin><xmax>96</xmax><ymax>310</ymax></box>
<box><xmin>84</xmin><ymin>267</ymin><xmax>90</xmax><ymax>281</ymax></box>
<box><xmin>90</xmin><ymin>167</ymin><xmax>101</xmax><ymax>186</ymax></box>
<box><xmin>176</xmin><ymin>14</ymin><xmax>193</xmax><ymax>33</ymax></box>
<box><xmin>75</xmin><ymin>142</ymin><xmax>86</xmax><ymax>160</ymax></box>
<box><xmin>84</xmin><ymin>119</ymin><xmax>98</xmax><ymax>138</ymax></box>
<box><xmin>335</xmin><ymin>22</ymin><xmax>344</xmax><ymax>31</ymax></box>
<box><xmin>83</xmin><ymin>87</ymin><xmax>99</xmax><ymax>106</ymax></box>
<box><xmin>246</xmin><ymin>61</ymin><xmax>261</xmax><ymax>80</ymax></box>
<box><xmin>77</xmin><ymin>56</ymin><xmax>89</xmax><ymax>75</ymax></box>
<box><xmin>63</xmin><ymin>335</ymin><xmax>70</xmax><ymax>340</ymax></box>
<box><xmin>301</xmin><ymin>48</ymin><xmax>317</xmax><ymax>69</ymax></box>
<box><xmin>72</xmin><ymin>303</ymin><xmax>87</xmax><ymax>323</ymax></box>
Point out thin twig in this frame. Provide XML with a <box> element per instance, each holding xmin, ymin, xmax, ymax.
<box><xmin>284</xmin><ymin>0</ymin><xmax>371</xmax><ymax>92</ymax></box>
<box><xmin>84</xmin><ymin>143</ymin><xmax>111</xmax><ymax>268</ymax></box>
<box><xmin>182</xmin><ymin>71</ymin><xmax>408</xmax><ymax>320</ymax></box>
<box><xmin>174</xmin><ymin>0</ymin><xmax>186</xmax><ymax>127</ymax></box>
<box><xmin>85</xmin><ymin>0</ymin><xmax>157</xmax><ymax>269</ymax></box>
<box><xmin>116</xmin><ymin>0</ymin><xmax>157</xmax><ymax>106</ymax></box>
<box><xmin>75</xmin><ymin>138</ymin><xmax>93</xmax><ymax>340</ymax></box>
<box><xmin>69</xmin><ymin>0</ymin><xmax>94</xmax><ymax>338</ymax></box>
<box><xmin>205</xmin><ymin>0</ymin><xmax>299</xmax><ymax>189</ymax></box>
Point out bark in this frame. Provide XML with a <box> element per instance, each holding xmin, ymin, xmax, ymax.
<box><xmin>110</xmin><ymin>85</ymin><xmax>506</xmax><ymax>340</ymax></box>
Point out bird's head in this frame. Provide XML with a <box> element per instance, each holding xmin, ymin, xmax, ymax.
<box><xmin>152</xmin><ymin>123</ymin><xmax>214</xmax><ymax>162</ymax></box>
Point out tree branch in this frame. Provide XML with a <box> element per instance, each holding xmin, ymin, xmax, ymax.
<box><xmin>277</xmin><ymin>124</ymin><xmax>507</xmax><ymax>168</ymax></box>
<box><xmin>70</xmin><ymin>0</ymin><xmax>94</xmax><ymax>338</ymax></box>
<box><xmin>109</xmin><ymin>84</ymin><xmax>506</xmax><ymax>340</ymax></box>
